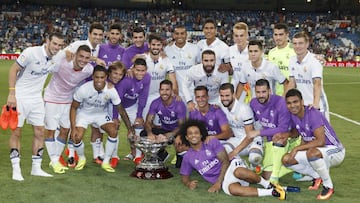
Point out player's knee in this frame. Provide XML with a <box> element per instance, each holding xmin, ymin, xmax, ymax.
<box><xmin>306</xmin><ymin>148</ymin><xmax>322</xmax><ymax>159</ymax></box>
<box><xmin>282</xmin><ymin>154</ymin><xmax>293</xmax><ymax>165</ymax></box>
<box><xmin>249</xmin><ymin>149</ymin><xmax>263</xmax><ymax>166</ymax></box>
<box><xmin>234</xmin><ymin>167</ymin><xmax>248</xmax><ymax>179</ymax></box>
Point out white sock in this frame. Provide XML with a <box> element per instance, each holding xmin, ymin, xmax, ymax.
<box><xmin>68</xmin><ymin>140</ymin><xmax>75</xmax><ymax>157</ymax></box>
<box><xmin>111</xmin><ymin>134</ymin><xmax>119</xmax><ymax>158</ymax></box>
<box><xmin>287</xmin><ymin>163</ymin><xmax>320</xmax><ymax>179</ymax></box>
<box><xmin>55</xmin><ymin>137</ymin><xmax>66</xmax><ymax>159</ymax></box>
<box><xmin>11</xmin><ymin>157</ymin><xmax>24</xmax><ymax>181</ymax></box>
<box><xmin>309</xmin><ymin>158</ymin><xmax>333</xmax><ymax>188</ymax></box>
<box><xmin>45</xmin><ymin>138</ymin><xmax>57</xmax><ymax>164</ymax></box>
<box><xmin>104</xmin><ymin>137</ymin><xmax>118</xmax><ymax>164</ymax></box>
<box><xmin>91</xmin><ymin>138</ymin><xmax>102</xmax><ymax>159</ymax></box>
<box><xmin>74</xmin><ymin>141</ymin><xmax>86</xmax><ymax>160</ymax></box>
<box><xmin>135</xmin><ymin>148</ymin><xmax>142</xmax><ymax>157</ymax></box>
<box><xmin>31</xmin><ymin>156</ymin><xmax>53</xmax><ymax>177</ymax></box>
<box><xmin>257</xmin><ymin>188</ymin><xmax>272</xmax><ymax>197</ymax></box>
<box><xmin>99</xmin><ymin>141</ymin><xmax>105</xmax><ymax>159</ymax></box>
<box><xmin>258</xmin><ymin>177</ymin><xmax>270</xmax><ymax>188</ymax></box>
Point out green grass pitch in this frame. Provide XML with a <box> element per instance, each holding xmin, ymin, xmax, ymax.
<box><xmin>0</xmin><ymin>60</ymin><xmax>359</xmax><ymax>202</ymax></box>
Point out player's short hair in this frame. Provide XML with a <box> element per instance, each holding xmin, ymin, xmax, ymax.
<box><xmin>108</xmin><ymin>61</ymin><xmax>126</xmax><ymax>76</ymax></box>
<box><xmin>148</xmin><ymin>33</ymin><xmax>162</xmax><ymax>43</ymax></box>
<box><xmin>293</xmin><ymin>31</ymin><xmax>310</xmax><ymax>43</ymax></box>
<box><xmin>285</xmin><ymin>88</ymin><xmax>303</xmax><ymax>100</ymax></box>
<box><xmin>194</xmin><ymin>85</ymin><xmax>208</xmax><ymax>95</ymax></box>
<box><xmin>178</xmin><ymin>119</ymin><xmax>208</xmax><ymax>147</ymax></box>
<box><xmin>160</xmin><ymin>79</ymin><xmax>173</xmax><ymax>89</ymax></box>
<box><xmin>76</xmin><ymin>45</ymin><xmax>91</xmax><ymax>53</ymax></box>
<box><xmin>233</xmin><ymin>22</ymin><xmax>248</xmax><ymax>33</ymax></box>
<box><xmin>274</xmin><ymin>23</ymin><xmax>289</xmax><ymax>33</ymax></box>
<box><xmin>174</xmin><ymin>24</ymin><xmax>186</xmax><ymax>30</ymax></box>
<box><xmin>203</xmin><ymin>18</ymin><xmax>216</xmax><ymax>27</ymax></box>
<box><xmin>109</xmin><ymin>23</ymin><xmax>121</xmax><ymax>32</ymax></box>
<box><xmin>89</xmin><ymin>22</ymin><xmax>105</xmax><ymax>33</ymax></box>
<box><xmin>133</xmin><ymin>58</ymin><xmax>147</xmax><ymax>68</ymax></box>
<box><xmin>93</xmin><ymin>65</ymin><xmax>108</xmax><ymax>75</ymax></box>
<box><xmin>248</xmin><ymin>40</ymin><xmax>264</xmax><ymax>51</ymax></box>
<box><xmin>48</xmin><ymin>32</ymin><xmax>65</xmax><ymax>41</ymax></box>
<box><xmin>132</xmin><ymin>27</ymin><xmax>145</xmax><ymax>37</ymax></box>
<box><xmin>219</xmin><ymin>83</ymin><xmax>234</xmax><ymax>94</ymax></box>
<box><xmin>201</xmin><ymin>49</ymin><xmax>215</xmax><ymax>59</ymax></box>
<box><xmin>255</xmin><ymin>79</ymin><xmax>270</xmax><ymax>89</ymax></box>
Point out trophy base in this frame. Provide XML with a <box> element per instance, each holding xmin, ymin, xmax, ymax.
<box><xmin>131</xmin><ymin>167</ymin><xmax>173</xmax><ymax>180</ymax></box>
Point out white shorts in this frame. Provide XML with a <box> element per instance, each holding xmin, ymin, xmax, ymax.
<box><xmin>17</xmin><ymin>97</ymin><xmax>45</xmax><ymax>127</ymax></box>
<box><xmin>222</xmin><ymin>136</ymin><xmax>263</xmax><ymax>156</ymax></box>
<box><xmin>143</xmin><ymin>94</ymin><xmax>160</xmax><ymax>126</ymax></box>
<box><xmin>294</xmin><ymin>145</ymin><xmax>345</xmax><ymax>168</ymax></box>
<box><xmin>222</xmin><ymin>158</ymin><xmax>249</xmax><ymax>195</ymax></box>
<box><xmin>76</xmin><ymin>111</ymin><xmax>113</xmax><ymax>131</ymax></box>
<box><xmin>45</xmin><ymin>102</ymin><xmax>71</xmax><ymax>130</ymax></box>
<box><xmin>124</xmin><ymin>104</ymin><xmax>137</xmax><ymax>124</ymax></box>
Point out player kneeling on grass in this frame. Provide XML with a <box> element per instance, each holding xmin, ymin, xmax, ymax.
<box><xmin>282</xmin><ymin>89</ymin><xmax>345</xmax><ymax>200</ymax></box>
<box><xmin>178</xmin><ymin>119</ymin><xmax>286</xmax><ymax>200</ymax></box>
<box><xmin>69</xmin><ymin>65</ymin><xmax>134</xmax><ymax>172</ymax></box>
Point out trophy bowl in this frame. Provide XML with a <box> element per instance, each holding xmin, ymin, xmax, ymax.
<box><xmin>130</xmin><ymin>138</ymin><xmax>173</xmax><ymax>180</ymax></box>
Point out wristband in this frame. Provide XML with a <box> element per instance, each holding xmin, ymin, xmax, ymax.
<box><xmin>9</xmin><ymin>87</ymin><xmax>15</xmax><ymax>90</ymax></box>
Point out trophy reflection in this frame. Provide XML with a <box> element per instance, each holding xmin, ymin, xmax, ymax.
<box><xmin>131</xmin><ymin>136</ymin><xmax>173</xmax><ymax>180</ymax></box>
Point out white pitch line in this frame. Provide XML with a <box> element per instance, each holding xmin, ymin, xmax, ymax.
<box><xmin>330</xmin><ymin>112</ymin><xmax>360</xmax><ymax>126</ymax></box>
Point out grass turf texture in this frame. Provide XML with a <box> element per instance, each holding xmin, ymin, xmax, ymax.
<box><xmin>0</xmin><ymin>60</ymin><xmax>359</xmax><ymax>202</ymax></box>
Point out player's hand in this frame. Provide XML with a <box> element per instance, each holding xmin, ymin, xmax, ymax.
<box><xmin>156</xmin><ymin>134</ymin><xmax>168</xmax><ymax>143</ymax></box>
<box><xmin>228</xmin><ymin>151</ymin><xmax>238</xmax><ymax>160</ymax></box>
<box><xmin>208</xmin><ymin>182</ymin><xmax>221</xmax><ymax>193</ymax></box>
<box><xmin>288</xmin><ymin>148</ymin><xmax>299</xmax><ymax>160</ymax></box>
<box><xmin>96</xmin><ymin>58</ymin><xmax>106</xmax><ymax>67</ymax></box>
<box><xmin>126</xmin><ymin>68</ymin><xmax>134</xmax><ymax>78</ymax></box>
<box><xmin>217</xmin><ymin>63</ymin><xmax>231</xmax><ymax>73</ymax></box>
<box><xmin>247</xmin><ymin>130</ymin><xmax>260</xmax><ymax>139</ymax></box>
<box><xmin>309</xmin><ymin>103</ymin><xmax>320</xmax><ymax>110</ymax></box>
<box><xmin>7</xmin><ymin>94</ymin><xmax>17</xmax><ymax>108</ymax></box>
<box><xmin>187</xmin><ymin>180</ymin><xmax>198</xmax><ymax>190</ymax></box>
<box><xmin>187</xmin><ymin>101</ymin><xmax>196</xmax><ymax>112</ymax></box>
<box><xmin>65</xmin><ymin>50</ymin><xmax>74</xmax><ymax>61</ymax></box>
<box><xmin>205</xmin><ymin>135</ymin><xmax>215</xmax><ymax>144</ymax></box>
<box><xmin>147</xmin><ymin>133</ymin><xmax>156</xmax><ymax>141</ymax></box>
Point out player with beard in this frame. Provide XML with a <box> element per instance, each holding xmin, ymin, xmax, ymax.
<box><xmin>179</xmin><ymin>120</ymin><xmax>286</xmax><ymax>200</ymax></box>
<box><xmin>196</xmin><ymin>18</ymin><xmax>232</xmax><ymax>74</ymax></box>
<box><xmin>70</xmin><ymin>65</ymin><xmax>134</xmax><ymax>173</ymax></box>
<box><xmin>141</xmin><ymin>80</ymin><xmax>186</xmax><ymax>161</ymax></box>
<box><xmin>7</xmin><ymin>32</ymin><xmax>65</xmax><ymax>181</ymax></box>
<box><xmin>247</xmin><ymin>79</ymin><xmax>297</xmax><ymax>185</ymax></box>
<box><xmin>219</xmin><ymin>83</ymin><xmax>263</xmax><ymax>169</ymax></box>
<box><xmin>141</xmin><ymin>34</ymin><xmax>178</xmax><ymax>125</ymax></box>
<box><xmin>44</xmin><ymin>45</ymin><xmax>93</xmax><ymax>173</ymax></box>
<box><xmin>174</xmin><ymin>86</ymin><xmax>231</xmax><ymax>168</ymax></box>
<box><xmin>182</xmin><ymin>50</ymin><xmax>229</xmax><ymax>111</ymax></box>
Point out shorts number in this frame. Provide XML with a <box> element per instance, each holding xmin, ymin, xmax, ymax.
<box><xmin>105</xmin><ymin>115</ymin><xmax>111</xmax><ymax>122</ymax></box>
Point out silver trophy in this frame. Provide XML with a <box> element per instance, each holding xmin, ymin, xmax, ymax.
<box><xmin>131</xmin><ymin>137</ymin><xmax>173</xmax><ymax>179</ymax></box>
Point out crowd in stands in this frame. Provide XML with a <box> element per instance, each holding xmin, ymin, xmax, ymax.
<box><xmin>1</xmin><ymin>3</ymin><xmax>360</xmax><ymax>62</ymax></box>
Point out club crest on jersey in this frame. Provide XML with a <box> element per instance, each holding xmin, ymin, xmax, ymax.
<box><xmin>194</xmin><ymin>159</ymin><xmax>199</xmax><ymax>165</ymax></box>
<box><xmin>102</xmin><ymin>54</ymin><xmax>108</xmax><ymax>59</ymax></box>
<box><xmin>187</xmin><ymin>54</ymin><xmax>192</xmax><ymax>59</ymax></box>
<box><xmin>171</xmin><ymin>111</ymin><xmax>175</xmax><ymax>117</ymax></box>
<box><xmin>270</xmin><ymin>110</ymin><xmax>274</xmax><ymax>117</ymax></box>
<box><xmin>205</xmin><ymin>149</ymin><xmax>212</xmax><ymax>157</ymax></box>
<box><xmin>159</xmin><ymin>64</ymin><xmax>164</xmax><ymax>70</ymax></box>
<box><xmin>158</xmin><ymin>110</ymin><xmax>163</xmax><ymax>115</ymax></box>
<box><xmin>208</xmin><ymin>119</ymin><xmax>214</xmax><ymax>126</ymax></box>
<box><xmin>303</xmin><ymin>66</ymin><xmax>307</xmax><ymax>72</ymax></box>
